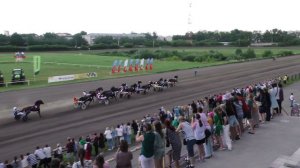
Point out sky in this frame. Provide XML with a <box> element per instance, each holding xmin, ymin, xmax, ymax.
<box><xmin>1</xmin><ymin>0</ymin><xmax>300</xmax><ymax>36</ymax></box>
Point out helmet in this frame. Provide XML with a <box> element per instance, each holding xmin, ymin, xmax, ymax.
<box><xmin>13</xmin><ymin>107</ymin><xmax>17</xmax><ymax>111</ymax></box>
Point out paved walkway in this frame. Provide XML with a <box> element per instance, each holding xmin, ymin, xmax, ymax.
<box><xmin>103</xmin><ymin>82</ymin><xmax>300</xmax><ymax>168</ymax></box>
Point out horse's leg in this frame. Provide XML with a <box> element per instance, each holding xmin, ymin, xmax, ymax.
<box><xmin>38</xmin><ymin>110</ymin><xmax>42</xmax><ymax>118</ymax></box>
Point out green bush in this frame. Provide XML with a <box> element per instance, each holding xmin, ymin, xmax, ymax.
<box><xmin>262</xmin><ymin>50</ymin><xmax>273</xmax><ymax>58</ymax></box>
<box><xmin>90</xmin><ymin>43</ymin><xmax>108</xmax><ymax>50</ymax></box>
<box><xmin>123</xmin><ymin>43</ymin><xmax>134</xmax><ymax>48</ymax></box>
<box><xmin>194</xmin><ymin>40</ymin><xmax>222</xmax><ymax>46</ymax></box>
<box><xmin>28</xmin><ymin>45</ymin><xmax>71</xmax><ymax>51</ymax></box>
<box><xmin>182</xmin><ymin>55</ymin><xmax>196</xmax><ymax>62</ymax></box>
<box><xmin>0</xmin><ymin>45</ymin><xmax>26</xmax><ymax>52</ymax></box>
<box><xmin>242</xmin><ymin>48</ymin><xmax>256</xmax><ymax>59</ymax></box>
<box><xmin>171</xmin><ymin>40</ymin><xmax>192</xmax><ymax>47</ymax></box>
<box><xmin>278</xmin><ymin>50</ymin><xmax>294</xmax><ymax>56</ymax></box>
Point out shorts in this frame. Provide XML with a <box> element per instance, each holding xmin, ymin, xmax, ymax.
<box><xmin>228</xmin><ymin>115</ymin><xmax>239</xmax><ymax>127</ymax></box>
<box><xmin>139</xmin><ymin>155</ymin><xmax>154</xmax><ymax>168</ymax></box>
<box><xmin>259</xmin><ymin>106</ymin><xmax>266</xmax><ymax>113</ymax></box>
<box><xmin>196</xmin><ymin>138</ymin><xmax>205</xmax><ymax>145</ymax></box>
<box><xmin>244</xmin><ymin>112</ymin><xmax>252</xmax><ymax>119</ymax></box>
<box><xmin>186</xmin><ymin>139</ymin><xmax>196</xmax><ymax>157</ymax></box>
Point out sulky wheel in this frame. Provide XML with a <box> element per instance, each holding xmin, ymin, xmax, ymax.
<box><xmin>81</xmin><ymin>104</ymin><xmax>87</xmax><ymax>110</ymax></box>
<box><xmin>22</xmin><ymin>116</ymin><xmax>28</xmax><ymax>122</ymax></box>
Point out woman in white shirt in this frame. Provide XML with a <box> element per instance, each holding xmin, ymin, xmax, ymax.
<box><xmin>192</xmin><ymin>114</ymin><xmax>206</xmax><ymax>161</ymax></box>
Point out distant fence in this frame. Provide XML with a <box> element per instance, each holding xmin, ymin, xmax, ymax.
<box><xmin>3</xmin><ymin>80</ymin><xmax>30</xmax><ymax>87</ymax></box>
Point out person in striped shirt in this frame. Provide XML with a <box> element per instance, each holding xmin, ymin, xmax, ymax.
<box><xmin>26</xmin><ymin>153</ymin><xmax>37</xmax><ymax>168</ymax></box>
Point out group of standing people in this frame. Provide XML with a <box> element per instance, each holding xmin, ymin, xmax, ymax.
<box><xmin>2</xmin><ymin>75</ymin><xmax>293</xmax><ymax>168</ymax></box>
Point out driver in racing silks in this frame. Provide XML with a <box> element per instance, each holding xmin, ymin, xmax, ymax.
<box><xmin>12</xmin><ymin>107</ymin><xmax>25</xmax><ymax>118</ymax></box>
<box><xmin>121</xmin><ymin>83</ymin><xmax>128</xmax><ymax>91</ymax></box>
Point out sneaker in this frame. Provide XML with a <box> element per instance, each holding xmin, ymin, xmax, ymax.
<box><xmin>219</xmin><ymin>147</ymin><xmax>226</xmax><ymax>151</ymax></box>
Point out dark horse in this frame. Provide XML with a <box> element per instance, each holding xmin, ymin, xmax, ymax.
<box><xmin>168</xmin><ymin>75</ymin><xmax>179</xmax><ymax>87</ymax></box>
<box><xmin>21</xmin><ymin>100</ymin><xmax>44</xmax><ymax>119</ymax></box>
<box><xmin>96</xmin><ymin>87</ymin><xmax>118</xmax><ymax>101</ymax></box>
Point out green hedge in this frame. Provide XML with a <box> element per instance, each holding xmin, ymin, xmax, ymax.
<box><xmin>0</xmin><ymin>45</ymin><xmax>26</xmax><ymax>52</ymax></box>
<box><xmin>28</xmin><ymin>45</ymin><xmax>71</xmax><ymax>51</ymax></box>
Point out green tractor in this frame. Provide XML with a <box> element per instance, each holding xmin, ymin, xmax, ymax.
<box><xmin>0</xmin><ymin>71</ymin><xmax>4</xmax><ymax>86</ymax></box>
<box><xmin>12</xmin><ymin>68</ymin><xmax>26</xmax><ymax>84</ymax></box>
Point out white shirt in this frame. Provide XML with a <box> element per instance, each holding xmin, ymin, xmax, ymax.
<box><xmin>54</xmin><ymin>146</ymin><xmax>63</xmax><ymax>154</ymax></box>
<box><xmin>104</xmin><ymin>129</ymin><xmax>112</xmax><ymax>139</ymax></box>
<box><xmin>21</xmin><ymin>157</ymin><xmax>29</xmax><ymax>168</ymax></box>
<box><xmin>290</xmin><ymin>95</ymin><xmax>294</xmax><ymax>101</ymax></box>
<box><xmin>43</xmin><ymin>147</ymin><xmax>52</xmax><ymax>158</ymax></box>
<box><xmin>127</xmin><ymin>125</ymin><xmax>132</xmax><ymax>134</ymax></box>
<box><xmin>34</xmin><ymin>149</ymin><xmax>46</xmax><ymax>159</ymax></box>
<box><xmin>0</xmin><ymin>162</ymin><xmax>5</xmax><ymax>168</ymax></box>
<box><xmin>72</xmin><ymin>160</ymin><xmax>93</xmax><ymax>168</ymax></box>
<box><xmin>84</xmin><ymin>143</ymin><xmax>90</xmax><ymax>150</ymax></box>
<box><xmin>193</xmin><ymin>120</ymin><xmax>206</xmax><ymax>140</ymax></box>
<box><xmin>116</xmin><ymin>127</ymin><xmax>123</xmax><ymax>136</ymax></box>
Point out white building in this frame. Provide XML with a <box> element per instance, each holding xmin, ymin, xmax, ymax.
<box><xmin>4</xmin><ymin>30</ymin><xmax>9</xmax><ymax>36</ymax></box>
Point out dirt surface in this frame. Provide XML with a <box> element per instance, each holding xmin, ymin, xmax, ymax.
<box><xmin>0</xmin><ymin>56</ymin><xmax>300</xmax><ymax>160</ymax></box>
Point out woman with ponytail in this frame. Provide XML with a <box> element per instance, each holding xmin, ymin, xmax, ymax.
<box><xmin>192</xmin><ymin>114</ymin><xmax>206</xmax><ymax>161</ymax></box>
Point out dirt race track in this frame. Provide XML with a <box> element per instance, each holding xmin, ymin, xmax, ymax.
<box><xmin>0</xmin><ymin>56</ymin><xmax>300</xmax><ymax>160</ymax></box>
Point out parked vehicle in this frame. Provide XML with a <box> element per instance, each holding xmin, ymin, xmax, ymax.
<box><xmin>11</xmin><ymin>68</ymin><xmax>26</xmax><ymax>84</ymax></box>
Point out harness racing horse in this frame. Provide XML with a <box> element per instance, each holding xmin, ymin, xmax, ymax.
<box><xmin>96</xmin><ymin>87</ymin><xmax>118</xmax><ymax>104</ymax></box>
<box><xmin>21</xmin><ymin>100</ymin><xmax>44</xmax><ymax>120</ymax></box>
<box><xmin>136</xmin><ymin>81</ymin><xmax>152</xmax><ymax>94</ymax></box>
<box><xmin>168</xmin><ymin>75</ymin><xmax>178</xmax><ymax>87</ymax></box>
<box><xmin>119</xmin><ymin>84</ymin><xmax>136</xmax><ymax>98</ymax></box>
<box><xmin>73</xmin><ymin>90</ymin><xmax>97</xmax><ymax>110</ymax></box>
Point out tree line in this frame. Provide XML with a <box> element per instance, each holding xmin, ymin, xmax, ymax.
<box><xmin>0</xmin><ymin>29</ymin><xmax>300</xmax><ymax>51</ymax></box>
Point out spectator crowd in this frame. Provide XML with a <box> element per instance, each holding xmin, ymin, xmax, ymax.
<box><xmin>0</xmin><ymin>74</ymin><xmax>295</xmax><ymax>168</ymax></box>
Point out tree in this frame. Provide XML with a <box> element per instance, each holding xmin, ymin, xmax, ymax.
<box><xmin>80</xmin><ymin>31</ymin><xmax>87</xmax><ymax>35</ymax></box>
<box><xmin>71</xmin><ymin>33</ymin><xmax>88</xmax><ymax>47</ymax></box>
<box><xmin>10</xmin><ymin>33</ymin><xmax>25</xmax><ymax>46</ymax></box>
<box><xmin>93</xmin><ymin>36</ymin><xmax>115</xmax><ymax>45</ymax></box>
<box><xmin>0</xmin><ymin>34</ymin><xmax>10</xmax><ymax>46</ymax></box>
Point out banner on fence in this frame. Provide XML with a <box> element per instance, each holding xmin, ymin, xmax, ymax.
<box><xmin>123</xmin><ymin>59</ymin><xmax>128</xmax><ymax>72</ymax></box>
<box><xmin>150</xmin><ymin>58</ymin><xmax>154</xmax><ymax>70</ymax></box>
<box><xmin>111</xmin><ymin>58</ymin><xmax>154</xmax><ymax>74</ymax></box>
<box><xmin>117</xmin><ymin>60</ymin><xmax>123</xmax><ymax>73</ymax></box>
<box><xmin>140</xmin><ymin>58</ymin><xmax>144</xmax><ymax>70</ymax></box>
<box><xmin>145</xmin><ymin>58</ymin><xmax>150</xmax><ymax>70</ymax></box>
<box><xmin>135</xmin><ymin>59</ymin><xmax>140</xmax><ymax>72</ymax></box>
<box><xmin>112</xmin><ymin>60</ymin><xmax>118</xmax><ymax>74</ymax></box>
<box><xmin>48</xmin><ymin>72</ymin><xmax>97</xmax><ymax>83</ymax></box>
<box><xmin>129</xmin><ymin>59</ymin><xmax>133</xmax><ymax>72</ymax></box>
